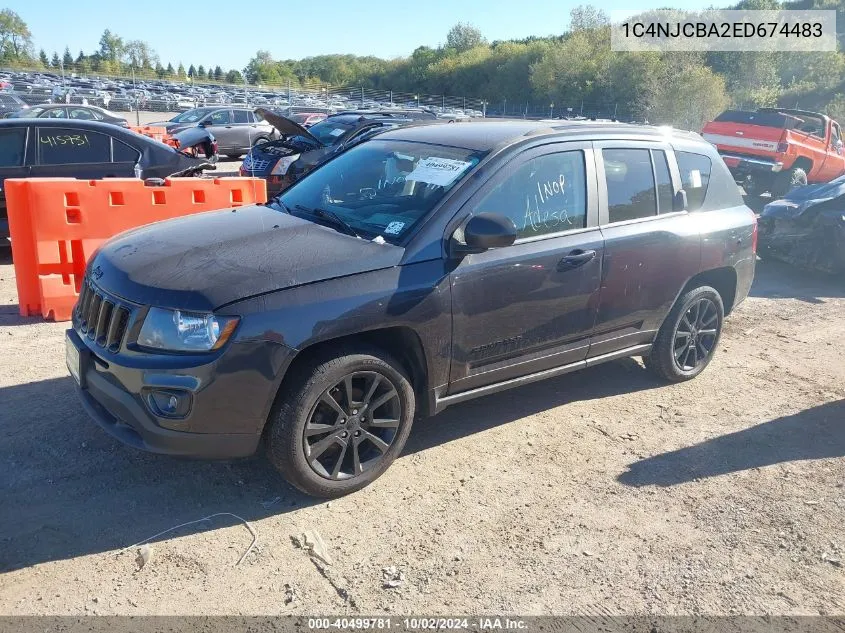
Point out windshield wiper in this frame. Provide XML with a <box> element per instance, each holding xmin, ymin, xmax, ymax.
<box><xmin>293</xmin><ymin>204</ymin><xmax>360</xmax><ymax>238</ymax></box>
<box><xmin>268</xmin><ymin>197</ymin><xmax>291</xmax><ymax>213</ymax></box>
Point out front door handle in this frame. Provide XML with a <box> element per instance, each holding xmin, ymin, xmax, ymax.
<box><xmin>558</xmin><ymin>249</ymin><xmax>597</xmax><ymax>271</ymax></box>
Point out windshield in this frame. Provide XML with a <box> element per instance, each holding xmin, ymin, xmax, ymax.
<box><xmin>307</xmin><ymin>119</ymin><xmax>357</xmax><ymax>145</ymax></box>
<box><xmin>170</xmin><ymin>108</ymin><xmax>216</xmax><ymax>123</ymax></box>
<box><xmin>273</xmin><ymin>139</ymin><xmax>485</xmax><ymax>244</ymax></box>
<box><xmin>290</xmin><ymin>113</ymin><xmax>319</xmax><ymax>125</ymax></box>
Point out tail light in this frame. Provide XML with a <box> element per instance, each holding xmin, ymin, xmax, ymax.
<box><xmin>776</xmin><ymin>142</ymin><xmax>788</xmax><ymax>153</ymax></box>
<box><xmin>211</xmin><ymin>140</ymin><xmax>219</xmax><ymax>154</ymax></box>
<box><xmin>751</xmin><ymin>216</ymin><xmax>758</xmax><ymax>254</ymax></box>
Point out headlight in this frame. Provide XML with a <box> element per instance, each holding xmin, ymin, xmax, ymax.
<box><xmin>137</xmin><ymin>307</ymin><xmax>239</xmax><ymax>352</ymax></box>
<box><xmin>271</xmin><ymin>154</ymin><xmax>300</xmax><ymax>175</ymax></box>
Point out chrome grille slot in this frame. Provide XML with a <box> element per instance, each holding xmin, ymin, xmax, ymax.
<box><xmin>73</xmin><ymin>275</ymin><xmax>133</xmax><ymax>353</ymax></box>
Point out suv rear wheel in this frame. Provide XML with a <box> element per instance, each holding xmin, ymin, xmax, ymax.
<box><xmin>646</xmin><ymin>285</ymin><xmax>724</xmax><ymax>382</ymax></box>
<box><xmin>266</xmin><ymin>346</ymin><xmax>415</xmax><ymax>497</ymax></box>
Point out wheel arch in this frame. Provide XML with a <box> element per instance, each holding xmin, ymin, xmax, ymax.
<box><xmin>265</xmin><ymin>326</ymin><xmax>432</xmax><ymax>432</ymax></box>
<box><xmin>791</xmin><ymin>156</ymin><xmax>813</xmax><ymax>174</ymax></box>
<box><xmin>679</xmin><ymin>266</ymin><xmax>738</xmax><ymax>315</ymax></box>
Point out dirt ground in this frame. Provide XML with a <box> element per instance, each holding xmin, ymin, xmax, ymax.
<box><xmin>0</xmin><ymin>249</ymin><xmax>843</xmax><ymax>616</ymax></box>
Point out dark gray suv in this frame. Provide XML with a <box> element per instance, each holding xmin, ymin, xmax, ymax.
<box><xmin>67</xmin><ymin>121</ymin><xmax>757</xmax><ymax>497</ymax></box>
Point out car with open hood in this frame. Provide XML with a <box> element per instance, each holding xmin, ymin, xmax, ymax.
<box><xmin>240</xmin><ymin>108</ymin><xmax>438</xmax><ymax>197</ymax></box>
<box><xmin>0</xmin><ymin>119</ymin><xmax>216</xmax><ymax>241</ymax></box>
<box><xmin>67</xmin><ymin>121</ymin><xmax>756</xmax><ymax>497</ymax></box>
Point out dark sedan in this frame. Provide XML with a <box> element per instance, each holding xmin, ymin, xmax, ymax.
<box><xmin>0</xmin><ymin>119</ymin><xmax>214</xmax><ymax>240</ymax></box>
<box><xmin>6</xmin><ymin>103</ymin><xmax>129</xmax><ymax>127</ymax></box>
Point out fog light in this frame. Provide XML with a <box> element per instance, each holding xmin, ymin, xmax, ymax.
<box><xmin>146</xmin><ymin>389</ymin><xmax>192</xmax><ymax>419</ymax></box>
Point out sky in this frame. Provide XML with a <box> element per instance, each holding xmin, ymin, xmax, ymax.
<box><xmin>9</xmin><ymin>0</ymin><xmax>727</xmax><ymax>71</ymax></box>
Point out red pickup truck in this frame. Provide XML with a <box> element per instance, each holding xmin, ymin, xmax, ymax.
<box><xmin>702</xmin><ymin>108</ymin><xmax>844</xmax><ymax>197</ymax></box>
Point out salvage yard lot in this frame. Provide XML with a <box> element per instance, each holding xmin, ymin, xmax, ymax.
<box><xmin>0</xmin><ymin>253</ymin><xmax>843</xmax><ymax>615</ymax></box>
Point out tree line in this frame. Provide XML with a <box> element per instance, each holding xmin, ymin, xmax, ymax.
<box><xmin>1</xmin><ymin>1</ymin><xmax>844</xmax><ymax>129</ymax></box>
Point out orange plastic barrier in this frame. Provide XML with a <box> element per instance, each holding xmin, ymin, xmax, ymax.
<box><xmin>6</xmin><ymin>177</ymin><xmax>268</xmax><ymax>321</ymax></box>
<box><xmin>128</xmin><ymin>125</ymin><xmax>171</xmax><ymax>144</ymax></box>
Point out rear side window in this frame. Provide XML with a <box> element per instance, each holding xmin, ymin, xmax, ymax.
<box><xmin>602</xmin><ymin>148</ymin><xmax>657</xmax><ymax>223</ymax></box>
<box><xmin>38</xmin><ymin>128</ymin><xmax>111</xmax><ymax>165</ymax></box>
<box><xmin>676</xmin><ymin>151</ymin><xmax>712</xmax><ymax>211</ymax></box>
<box><xmin>474</xmin><ymin>150</ymin><xmax>587</xmax><ymax>239</ymax></box>
<box><xmin>0</xmin><ymin>128</ymin><xmax>26</xmax><ymax>167</ymax></box>
<box><xmin>112</xmin><ymin>138</ymin><xmax>140</xmax><ymax>163</ymax></box>
<box><xmin>233</xmin><ymin>110</ymin><xmax>250</xmax><ymax>123</ymax></box>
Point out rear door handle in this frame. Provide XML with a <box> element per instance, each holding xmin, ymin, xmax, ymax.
<box><xmin>558</xmin><ymin>249</ymin><xmax>597</xmax><ymax>271</ymax></box>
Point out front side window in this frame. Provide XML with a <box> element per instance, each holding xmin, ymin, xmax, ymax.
<box><xmin>473</xmin><ymin>151</ymin><xmax>587</xmax><ymax>239</ymax></box>
<box><xmin>209</xmin><ymin>110</ymin><xmax>231</xmax><ymax>125</ymax></box>
<box><xmin>676</xmin><ymin>151</ymin><xmax>712</xmax><ymax>211</ymax></box>
<box><xmin>38</xmin><ymin>127</ymin><xmax>111</xmax><ymax>165</ymax></box>
<box><xmin>602</xmin><ymin>148</ymin><xmax>657</xmax><ymax>223</ymax></box>
<box><xmin>275</xmin><ymin>139</ymin><xmax>484</xmax><ymax>244</ymax></box>
<box><xmin>43</xmin><ymin>108</ymin><xmax>68</xmax><ymax>119</ymax></box>
<box><xmin>0</xmin><ymin>128</ymin><xmax>26</xmax><ymax>167</ymax></box>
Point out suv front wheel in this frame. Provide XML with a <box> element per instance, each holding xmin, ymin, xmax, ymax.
<box><xmin>266</xmin><ymin>345</ymin><xmax>416</xmax><ymax>497</ymax></box>
<box><xmin>646</xmin><ymin>285</ymin><xmax>724</xmax><ymax>382</ymax></box>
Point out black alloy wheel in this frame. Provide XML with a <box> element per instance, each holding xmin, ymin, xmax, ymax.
<box><xmin>672</xmin><ymin>297</ymin><xmax>719</xmax><ymax>371</ymax></box>
<box><xmin>304</xmin><ymin>371</ymin><xmax>402</xmax><ymax>480</ymax></box>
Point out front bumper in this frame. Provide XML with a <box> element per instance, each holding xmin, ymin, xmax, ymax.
<box><xmin>66</xmin><ymin>328</ymin><xmax>293</xmax><ymax>459</ymax></box>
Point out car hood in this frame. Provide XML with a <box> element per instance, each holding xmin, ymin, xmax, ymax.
<box><xmin>762</xmin><ymin>174</ymin><xmax>845</xmax><ymax>220</ymax></box>
<box><xmin>255</xmin><ymin>108</ymin><xmax>322</xmax><ymax>145</ymax></box>
<box><xmin>90</xmin><ymin>205</ymin><xmax>404</xmax><ymax>312</ymax></box>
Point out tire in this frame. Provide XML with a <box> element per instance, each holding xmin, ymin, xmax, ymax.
<box><xmin>225</xmin><ymin>153</ymin><xmax>243</xmax><ymax>160</ymax></box>
<box><xmin>771</xmin><ymin>166</ymin><xmax>807</xmax><ymax>199</ymax></box>
<box><xmin>646</xmin><ymin>285</ymin><xmax>724</xmax><ymax>383</ymax></box>
<box><xmin>266</xmin><ymin>345</ymin><xmax>416</xmax><ymax>498</ymax></box>
<box><xmin>742</xmin><ymin>175</ymin><xmax>770</xmax><ymax>198</ymax></box>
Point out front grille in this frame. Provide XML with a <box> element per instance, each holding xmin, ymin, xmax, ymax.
<box><xmin>243</xmin><ymin>155</ymin><xmax>270</xmax><ymax>172</ymax></box>
<box><xmin>74</xmin><ymin>277</ymin><xmax>132</xmax><ymax>353</ymax></box>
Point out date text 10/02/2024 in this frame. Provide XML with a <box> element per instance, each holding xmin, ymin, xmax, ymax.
<box><xmin>307</xmin><ymin>617</ymin><xmax>527</xmax><ymax>630</ymax></box>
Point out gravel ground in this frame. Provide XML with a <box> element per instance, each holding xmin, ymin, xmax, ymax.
<box><xmin>0</xmin><ymin>248</ymin><xmax>843</xmax><ymax>616</ymax></box>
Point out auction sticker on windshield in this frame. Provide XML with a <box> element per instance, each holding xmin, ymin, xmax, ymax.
<box><xmin>408</xmin><ymin>157</ymin><xmax>473</xmax><ymax>186</ymax></box>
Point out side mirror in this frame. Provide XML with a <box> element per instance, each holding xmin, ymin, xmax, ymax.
<box><xmin>198</xmin><ymin>119</ymin><xmax>211</xmax><ymax>127</ymax></box>
<box><xmin>674</xmin><ymin>189</ymin><xmax>688</xmax><ymax>212</ymax></box>
<box><xmin>452</xmin><ymin>212</ymin><xmax>517</xmax><ymax>256</ymax></box>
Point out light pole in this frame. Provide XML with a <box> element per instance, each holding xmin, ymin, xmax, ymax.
<box><xmin>550</xmin><ymin>103</ymin><xmax>554</xmax><ymax>119</ymax></box>
<box><xmin>415</xmin><ymin>94</ymin><xmax>419</xmax><ymax>108</ymax></box>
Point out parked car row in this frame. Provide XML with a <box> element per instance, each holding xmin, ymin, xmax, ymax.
<box><xmin>0</xmin><ymin>70</ymin><xmax>485</xmax><ymax>118</ymax></box>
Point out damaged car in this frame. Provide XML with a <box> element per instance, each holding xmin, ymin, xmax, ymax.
<box><xmin>240</xmin><ymin>109</ymin><xmax>438</xmax><ymax>197</ymax></box>
<box><xmin>758</xmin><ymin>174</ymin><xmax>845</xmax><ymax>274</ymax></box>
<box><xmin>0</xmin><ymin>119</ymin><xmax>216</xmax><ymax>241</ymax></box>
